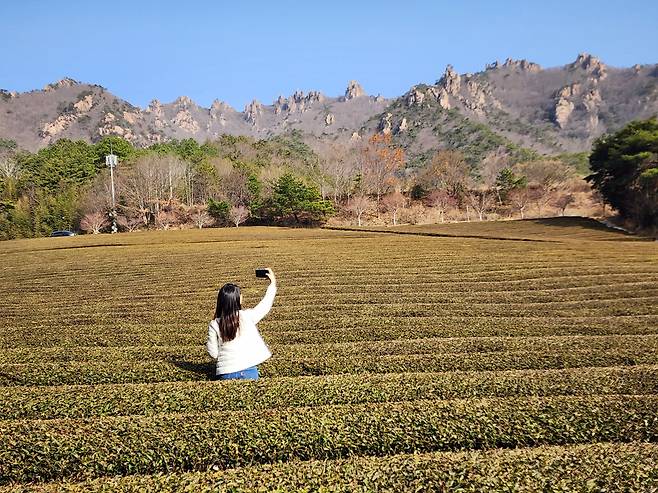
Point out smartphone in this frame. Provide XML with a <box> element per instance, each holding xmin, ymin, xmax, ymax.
<box><xmin>255</xmin><ymin>268</ymin><xmax>269</xmax><ymax>279</ymax></box>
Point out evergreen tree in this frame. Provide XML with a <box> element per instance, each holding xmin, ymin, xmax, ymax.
<box><xmin>268</xmin><ymin>173</ymin><xmax>334</xmax><ymax>223</ymax></box>
<box><xmin>587</xmin><ymin>118</ymin><xmax>658</xmax><ymax>227</ymax></box>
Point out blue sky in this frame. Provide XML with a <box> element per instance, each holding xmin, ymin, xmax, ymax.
<box><xmin>1</xmin><ymin>0</ymin><xmax>656</xmax><ymax>109</ymax></box>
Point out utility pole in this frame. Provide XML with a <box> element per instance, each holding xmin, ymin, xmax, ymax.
<box><xmin>105</xmin><ymin>148</ymin><xmax>118</xmax><ymax>234</ymax></box>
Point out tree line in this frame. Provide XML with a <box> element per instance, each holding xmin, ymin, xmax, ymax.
<box><xmin>0</xmin><ymin>118</ymin><xmax>655</xmax><ymax>239</ymax></box>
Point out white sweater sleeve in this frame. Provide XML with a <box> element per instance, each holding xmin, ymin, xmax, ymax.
<box><xmin>206</xmin><ymin>321</ymin><xmax>220</xmax><ymax>359</ymax></box>
<box><xmin>249</xmin><ymin>282</ymin><xmax>277</xmax><ymax>324</ymax></box>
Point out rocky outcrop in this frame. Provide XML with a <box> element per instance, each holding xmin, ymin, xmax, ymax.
<box><xmin>274</xmin><ymin>90</ymin><xmax>324</xmax><ymax>114</ymax></box>
<box><xmin>425</xmin><ymin>86</ymin><xmax>450</xmax><ymax>109</ymax></box>
<box><xmin>244</xmin><ymin>99</ymin><xmax>263</xmax><ymax>125</ymax></box>
<box><xmin>73</xmin><ymin>94</ymin><xmax>94</xmax><ymax>113</ymax></box>
<box><xmin>98</xmin><ymin>112</ymin><xmax>136</xmax><ymax>141</ymax></box>
<box><xmin>502</xmin><ymin>58</ymin><xmax>541</xmax><ymax>72</ymax></box>
<box><xmin>396</xmin><ymin>117</ymin><xmax>408</xmax><ymax>133</ymax></box>
<box><xmin>40</xmin><ymin>113</ymin><xmax>78</xmax><ymax>140</ymax></box>
<box><xmin>350</xmin><ymin>131</ymin><xmax>361</xmax><ymax>142</ymax></box>
<box><xmin>39</xmin><ymin>93</ymin><xmax>96</xmax><ymax>142</ymax></box>
<box><xmin>146</xmin><ymin>99</ymin><xmax>167</xmax><ymax>129</ymax></box>
<box><xmin>209</xmin><ymin>99</ymin><xmax>232</xmax><ymax>127</ymax></box>
<box><xmin>379</xmin><ymin>113</ymin><xmax>393</xmax><ymax>134</ymax></box>
<box><xmin>44</xmin><ymin>78</ymin><xmax>80</xmax><ymax>92</ymax></box>
<box><xmin>325</xmin><ymin>113</ymin><xmax>335</xmax><ymax>126</ymax></box>
<box><xmin>582</xmin><ymin>88</ymin><xmax>602</xmax><ymax>129</ymax></box>
<box><xmin>273</xmin><ymin>95</ymin><xmax>285</xmax><ymax>115</ymax></box>
<box><xmin>553</xmin><ymin>83</ymin><xmax>582</xmax><ymax>128</ymax></box>
<box><xmin>463</xmin><ymin>80</ymin><xmax>489</xmax><ymax>115</ymax></box>
<box><xmin>569</xmin><ymin>53</ymin><xmax>607</xmax><ymax>80</ymax></box>
<box><xmin>406</xmin><ymin>87</ymin><xmax>425</xmax><ymax>107</ymax></box>
<box><xmin>345</xmin><ymin>80</ymin><xmax>365</xmax><ymax>100</ymax></box>
<box><xmin>437</xmin><ymin>88</ymin><xmax>451</xmax><ymax>110</ymax></box>
<box><xmin>438</xmin><ymin>65</ymin><xmax>461</xmax><ymax>96</ymax></box>
<box><xmin>554</xmin><ymin>98</ymin><xmax>575</xmax><ymax>129</ymax></box>
<box><xmin>174</xmin><ymin>96</ymin><xmax>195</xmax><ymax>109</ymax></box>
<box><xmin>122</xmin><ymin>111</ymin><xmax>140</xmax><ymax>125</ymax></box>
<box><xmin>172</xmin><ymin>109</ymin><xmax>200</xmax><ymax>133</ymax></box>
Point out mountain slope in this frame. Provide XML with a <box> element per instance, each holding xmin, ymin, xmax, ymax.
<box><xmin>1</xmin><ymin>54</ymin><xmax>656</xmax><ymax>160</ymax></box>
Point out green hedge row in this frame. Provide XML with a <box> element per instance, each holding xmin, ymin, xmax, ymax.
<box><xmin>3</xmin><ymin>334</ymin><xmax>656</xmax><ymax>364</ymax></box>
<box><xmin>2</xmin><ymin>366</ymin><xmax>657</xmax><ymax>420</ymax></box>
<box><xmin>7</xmin><ymin>442</ymin><xmax>658</xmax><ymax>492</ymax></box>
<box><xmin>1</xmin><ymin>395</ymin><xmax>656</xmax><ymax>484</ymax></box>
<box><xmin>2</xmin><ymin>346</ymin><xmax>657</xmax><ymax>386</ymax></box>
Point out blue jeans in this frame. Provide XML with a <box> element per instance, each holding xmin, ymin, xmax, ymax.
<box><xmin>216</xmin><ymin>365</ymin><xmax>259</xmax><ymax>381</ymax></box>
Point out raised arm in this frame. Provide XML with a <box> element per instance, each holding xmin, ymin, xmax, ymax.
<box><xmin>206</xmin><ymin>321</ymin><xmax>220</xmax><ymax>359</ymax></box>
<box><xmin>250</xmin><ymin>270</ymin><xmax>277</xmax><ymax>324</ymax></box>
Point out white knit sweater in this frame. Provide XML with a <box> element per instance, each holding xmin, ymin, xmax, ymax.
<box><xmin>206</xmin><ymin>282</ymin><xmax>276</xmax><ymax>374</ymax></box>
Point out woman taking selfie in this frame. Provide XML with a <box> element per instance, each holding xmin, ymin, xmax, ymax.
<box><xmin>206</xmin><ymin>268</ymin><xmax>276</xmax><ymax>380</ymax></box>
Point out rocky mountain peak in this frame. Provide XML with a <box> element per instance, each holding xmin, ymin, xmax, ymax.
<box><xmin>569</xmin><ymin>53</ymin><xmax>607</xmax><ymax>79</ymax></box>
<box><xmin>244</xmin><ymin>99</ymin><xmax>263</xmax><ymax>125</ymax></box>
<box><xmin>146</xmin><ymin>99</ymin><xmax>162</xmax><ymax>112</ymax></box>
<box><xmin>274</xmin><ymin>89</ymin><xmax>325</xmax><ymax>114</ymax></box>
<box><xmin>486</xmin><ymin>59</ymin><xmax>541</xmax><ymax>72</ymax></box>
<box><xmin>174</xmin><ymin>96</ymin><xmax>196</xmax><ymax>108</ymax></box>
<box><xmin>44</xmin><ymin>78</ymin><xmax>80</xmax><ymax>92</ymax></box>
<box><xmin>344</xmin><ymin>80</ymin><xmax>365</xmax><ymax>100</ymax></box>
<box><xmin>210</xmin><ymin>99</ymin><xmax>233</xmax><ymax>113</ymax></box>
<box><xmin>438</xmin><ymin>64</ymin><xmax>461</xmax><ymax>96</ymax></box>
<box><xmin>504</xmin><ymin>58</ymin><xmax>541</xmax><ymax>72</ymax></box>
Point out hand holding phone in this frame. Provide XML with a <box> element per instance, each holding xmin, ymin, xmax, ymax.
<box><xmin>256</xmin><ymin>267</ymin><xmax>275</xmax><ymax>282</ymax></box>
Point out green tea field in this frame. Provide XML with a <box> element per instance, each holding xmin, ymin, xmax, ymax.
<box><xmin>1</xmin><ymin>218</ymin><xmax>657</xmax><ymax>491</ymax></box>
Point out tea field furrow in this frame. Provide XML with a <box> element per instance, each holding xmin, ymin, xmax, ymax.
<box><xmin>2</xmin><ymin>334</ymin><xmax>657</xmax><ymax>364</ymax></box>
<box><xmin>3</xmin><ymin>315</ymin><xmax>658</xmax><ymax>349</ymax></box>
<box><xmin>2</xmin><ymin>366</ymin><xmax>657</xmax><ymax>420</ymax></box>
<box><xmin>1</xmin><ymin>395</ymin><xmax>656</xmax><ymax>484</ymax></box>
<box><xmin>2</xmin><ymin>347</ymin><xmax>656</xmax><ymax>386</ymax></box>
<box><xmin>9</xmin><ymin>442</ymin><xmax>657</xmax><ymax>493</ymax></box>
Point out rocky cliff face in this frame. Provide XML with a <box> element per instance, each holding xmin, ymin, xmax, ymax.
<box><xmin>1</xmin><ymin>54</ymin><xmax>656</xmax><ymax>157</ymax></box>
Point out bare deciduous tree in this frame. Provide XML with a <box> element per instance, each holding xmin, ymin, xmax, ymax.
<box><xmin>346</xmin><ymin>195</ymin><xmax>374</xmax><ymax>226</ymax></box>
<box><xmin>189</xmin><ymin>205</ymin><xmax>212</xmax><ymax>229</ymax></box>
<box><xmin>80</xmin><ymin>212</ymin><xmax>108</xmax><ymax>234</ymax></box>
<box><xmin>221</xmin><ymin>170</ymin><xmax>251</xmax><ymax>206</ymax></box>
<box><xmin>552</xmin><ymin>192</ymin><xmax>576</xmax><ymax>216</ymax></box>
<box><xmin>162</xmin><ymin>155</ymin><xmax>186</xmax><ymax>203</ymax></box>
<box><xmin>360</xmin><ymin>133</ymin><xmax>405</xmax><ymax>203</ymax></box>
<box><xmin>122</xmin><ymin>155</ymin><xmax>170</xmax><ymax>226</ymax></box>
<box><xmin>426</xmin><ymin>189</ymin><xmax>456</xmax><ymax>223</ymax></box>
<box><xmin>229</xmin><ymin>205</ymin><xmax>250</xmax><ymax>227</ymax></box>
<box><xmin>466</xmin><ymin>188</ymin><xmax>496</xmax><ymax>221</ymax></box>
<box><xmin>509</xmin><ymin>187</ymin><xmax>531</xmax><ymax>219</ymax></box>
<box><xmin>514</xmin><ymin>159</ymin><xmax>572</xmax><ymax>190</ymax></box>
<box><xmin>480</xmin><ymin>148</ymin><xmax>511</xmax><ymax>189</ymax></box>
<box><xmin>418</xmin><ymin>149</ymin><xmax>471</xmax><ymax>200</ymax></box>
<box><xmin>116</xmin><ymin>213</ymin><xmax>142</xmax><ymax>232</ymax></box>
<box><xmin>316</xmin><ymin>142</ymin><xmax>359</xmax><ymax>204</ymax></box>
<box><xmin>533</xmin><ymin>186</ymin><xmax>555</xmax><ymax>218</ymax></box>
<box><xmin>156</xmin><ymin>210</ymin><xmax>179</xmax><ymax>230</ymax></box>
<box><xmin>381</xmin><ymin>190</ymin><xmax>407</xmax><ymax>226</ymax></box>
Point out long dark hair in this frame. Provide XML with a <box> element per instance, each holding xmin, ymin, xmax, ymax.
<box><xmin>214</xmin><ymin>283</ymin><xmax>242</xmax><ymax>342</ymax></box>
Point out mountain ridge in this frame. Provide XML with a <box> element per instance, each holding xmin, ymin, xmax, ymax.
<box><xmin>1</xmin><ymin>53</ymin><xmax>656</xmax><ymax>162</ymax></box>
